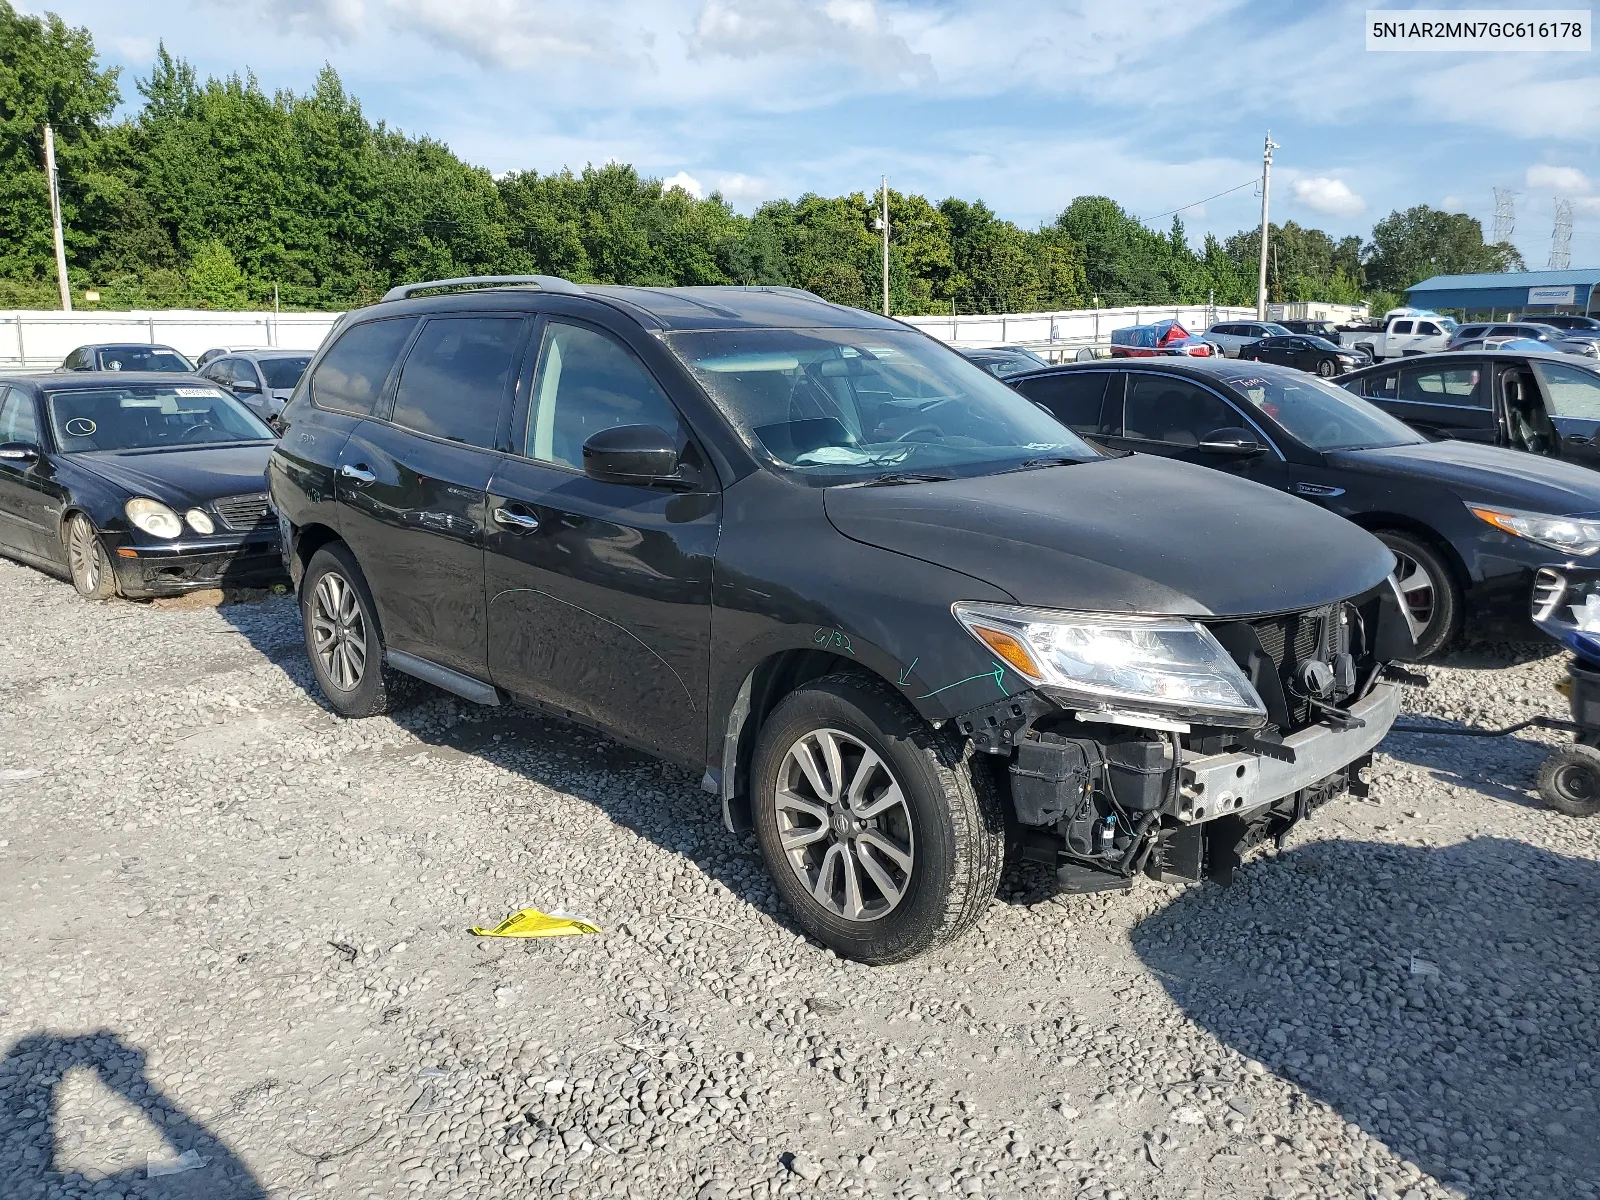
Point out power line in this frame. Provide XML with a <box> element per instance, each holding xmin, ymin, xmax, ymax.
<box><xmin>1141</xmin><ymin>177</ymin><xmax>1260</xmax><ymax>226</ymax></box>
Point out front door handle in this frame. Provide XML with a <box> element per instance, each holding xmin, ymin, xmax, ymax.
<box><xmin>492</xmin><ymin>507</ymin><xmax>540</xmax><ymax>532</ymax></box>
<box><xmin>1566</xmin><ymin>434</ymin><xmax>1591</xmax><ymax>445</ymax></box>
<box><xmin>339</xmin><ymin>463</ymin><xmax>376</xmax><ymax>484</ymax></box>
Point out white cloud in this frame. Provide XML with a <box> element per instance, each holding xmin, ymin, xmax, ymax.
<box><xmin>1290</xmin><ymin>177</ymin><xmax>1365</xmax><ymax>218</ymax></box>
<box><xmin>1527</xmin><ymin>164</ymin><xmax>1592</xmax><ymax>194</ymax></box>
<box><xmin>381</xmin><ymin>0</ymin><xmax>623</xmax><ymax>67</ymax></box>
<box><xmin>245</xmin><ymin>0</ymin><xmax>368</xmax><ymax>40</ymax></box>
<box><xmin>688</xmin><ymin>0</ymin><xmax>932</xmax><ymax>83</ymax></box>
<box><xmin>711</xmin><ymin>173</ymin><xmax>773</xmax><ymax>203</ymax></box>
<box><xmin>112</xmin><ymin>35</ymin><xmax>159</xmax><ymax>61</ymax></box>
<box><xmin>662</xmin><ymin>171</ymin><xmax>704</xmax><ymax>198</ymax></box>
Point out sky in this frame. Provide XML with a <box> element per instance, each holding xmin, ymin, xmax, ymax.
<box><xmin>33</xmin><ymin>0</ymin><xmax>1600</xmax><ymax>265</ymax></box>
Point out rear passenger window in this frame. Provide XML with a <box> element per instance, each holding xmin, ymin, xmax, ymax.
<box><xmin>1399</xmin><ymin>365</ymin><xmax>1486</xmax><ymax>407</ymax></box>
<box><xmin>390</xmin><ymin>316</ymin><xmax>526</xmax><ymax>449</ymax></box>
<box><xmin>1123</xmin><ymin>376</ymin><xmax>1239</xmax><ymax>446</ymax></box>
<box><xmin>1012</xmin><ymin>372</ymin><xmax>1112</xmax><ymax>434</ymax></box>
<box><xmin>525</xmin><ymin>321</ymin><xmax>682</xmax><ymax>471</ymax></box>
<box><xmin>311</xmin><ymin>318</ymin><xmax>417</xmax><ymax>416</ymax></box>
<box><xmin>1391</xmin><ymin>321</ymin><xmax>1414</xmax><ymax>334</ymax></box>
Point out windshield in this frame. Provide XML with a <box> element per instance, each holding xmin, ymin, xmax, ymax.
<box><xmin>46</xmin><ymin>384</ymin><xmax>274</xmax><ymax>452</ymax></box>
<box><xmin>668</xmin><ymin>328</ymin><xmax>1097</xmax><ymax>479</ymax></box>
<box><xmin>98</xmin><ymin>347</ymin><xmax>193</xmax><ymax>372</ymax></box>
<box><xmin>1220</xmin><ymin>368</ymin><xmax>1424</xmax><ymax>451</ymax></box>
<box><xmin>260</xmin><ymin>357</ymin><xmax>311</xmax><ymax>389</ymax></box>
<box><xmin>1532</xmin><ymin>360</ymin><xmax>1600</xmax><ymax>420</ymax></box>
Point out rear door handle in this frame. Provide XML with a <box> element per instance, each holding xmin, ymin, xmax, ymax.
<box><xmin>492</xmin><ymin>507</ymin><xmax>540</xmax><ymax>532</ymax></box>
<box><xmin>339</xmin><ymin>463</ymin><xmax>376</xmax><ymax>484</ymax></box>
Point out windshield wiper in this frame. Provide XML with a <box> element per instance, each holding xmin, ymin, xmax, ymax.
<box><xmin>990</xmin><ymin>455</ymin><xmax>1084</xmax><ymax>475</ymax></box>
<box><xmin>858</xmin><ymin>471</ymin><xmax>957</xmax><ymax>487</ymax></box>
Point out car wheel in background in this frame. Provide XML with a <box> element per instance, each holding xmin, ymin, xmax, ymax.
<box><xmin>1376</xmin><ymin>530</ymin><xmax>1460</xmax><ymax>660</ymax></box>
<box><xmin>301</xmin><ymin>543</ymin><xmax>416</xmax><ymax>717</ymax></box>
<box><xmin>1316</xmin><ymin>359</ymin><xmax>1336</xmax><ymax>377</ymax></box>
<box><xmin>751</xmin><ymin>673</ymin><xmax>1005</xmax><ymax>964</ymax></box>
<box><xmin>1539</xmin><ymin>743</ymin><xmax>1600</xmax><ymax>817</ymax></box>
<box><xmin>65</xmin><ymin>514</ymin><xmax>116</xmax><ymax>600</ymax></box>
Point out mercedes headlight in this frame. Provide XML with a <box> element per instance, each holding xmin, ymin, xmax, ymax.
<box><xmin>184</xmin><ymin>509</ymin><xmax>214</xmax><ymax>535</ymax></box>
<box><xmin>125</xmin><ymin>498</ymin><xmax>183</xmax><ymax>539</ymax></box>
<box><xmin>952</xmin><ymin>602</ymin><xmax>1266</xmax><ymax>726</ymax></box>
<box><xmin>1468</xmin><ymin>503</ymin><xmax>1600</xmax><ymax>556</ymax></box>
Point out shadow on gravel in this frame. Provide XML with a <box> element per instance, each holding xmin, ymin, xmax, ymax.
<box><xmin>1378</xmin><ymin>724</ymin><xmax>1552</xmax><ymax>810</ymax></box>
<box><xmin>0</xmin><ymin>1030</ymin><xmax>267</xmax><ymax>1198</ymax></box>
<box><xmin>1435</xmin><ymin>640</ymin><xmax>1560</xmax><ymax>670</ymax></box>
<box><xmin>1135</xmin><ymin>837</ymin><xmax>1600</xmax><ymax>1199</ymax></box>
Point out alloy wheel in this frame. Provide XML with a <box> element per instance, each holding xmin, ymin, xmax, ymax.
<box><xmin>310</xmin><ymin>571</ymin><xmax>368</xmax><ymax>691</ymax></box>
<box><xmin>773</xmin><ymin>727</ymin><xmax>915</xmax><ymax>922</ymax></box>
<box><xmin>68</xmin><ymin>518</ymin><xmax>100</xmax><ymax>593</ymax></box>
<box><xmin>1390</xmin><ymin>549</ymin><xmax>1436</xmax><ymax>629</ymax></box>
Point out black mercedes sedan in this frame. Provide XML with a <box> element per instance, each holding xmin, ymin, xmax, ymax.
<box><xmin>0</xmin><ymin>372</ymin><xmax>284</xmax><ymax>599</ymax></box>
<box><xmin>1009</xmin><ymin>356</ymin><xmax>1600</xmax><ymax>657</ymax></box>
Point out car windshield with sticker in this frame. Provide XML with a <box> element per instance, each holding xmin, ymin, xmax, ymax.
<box><xmin>45</xmin><ymin>385</ymin><xmax>276</xmax><ymax>452</ymax></box>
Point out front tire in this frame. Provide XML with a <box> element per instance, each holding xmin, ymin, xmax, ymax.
<box><xmin>1377</xmin><ymin>530</ymin><xmax>1460</xmax><ymax>660</ymax></box>
<box><xmin>66</xmin><ymin>514</ymin><xmax>116</xmax><ymax>600</ymax></box>
<box><xmin>751</xmin><ymin>673</ymin><xmax>1005</xmax><ymax>964</ymax></box>
<box><xmin>1316</xmin><ymin>358</ymin><xmax>1336</xmax><ymax>377</ymax></box>
<box><xmin>300</xmin><ymin>543</ymin><xmax>416</xmax><ymax>717</ymax></box>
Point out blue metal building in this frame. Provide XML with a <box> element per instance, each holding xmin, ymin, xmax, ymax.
<box><xmin>1406</xmin><ymin>268</ymin><xmax>1600</xmax><ymax>317</ymax></box>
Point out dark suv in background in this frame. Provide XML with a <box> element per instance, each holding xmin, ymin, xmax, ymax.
<box><xmin>268</xmin><ymin>275</ymin><xmax>1411</xmax><ymax>963</ymax></box>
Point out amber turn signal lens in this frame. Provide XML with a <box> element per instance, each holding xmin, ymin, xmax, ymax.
<box><xmin>967</xmin><ymin>625</ymin><xmax>1043</xmax><ymax>682</ymax></box>
<box><xmin>115</xmin><ymin>548</ymin><xmax>139</xmax><ymax>558</ymax></box>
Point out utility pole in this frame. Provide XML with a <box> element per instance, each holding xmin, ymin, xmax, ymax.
<box><xmin>875</xmin><ymin>176</ymin><xmax>891</xmax><ymax>316</ymax></box>
<box><xmin>41</xmin><ymin>124</ymin><xmax>71</xmax><ymax>312</ymax></box>
<box><xmin>1255</xmin><ymin>132</ymin><xmax>1277</xmax><ymax>320</ymax></box>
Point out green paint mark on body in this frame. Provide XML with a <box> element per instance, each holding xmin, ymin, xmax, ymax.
<box><xmin>897</xmin><ymin>657</ymin><xmax>918</xmax><ymax>687</ymax></box>
<box><xmin>919</xmin><ymin>661</ymin><xmax>1007</xmax><ymax>700</ymax></box>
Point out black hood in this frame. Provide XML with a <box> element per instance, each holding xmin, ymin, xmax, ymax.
<box><xmin>824</xmin><ymin>454</ymin><xmax>1394</xmax><ymax>618</ymax></box>
<box><xmin>72</xmin><ymin>444</ymin><xmax>273</xmax><ymax>508</ymax></box>
<box><xmin>1331</xmin><ymin>440</ymin><xmax>1600</xmax><ymax>517</ymax></box>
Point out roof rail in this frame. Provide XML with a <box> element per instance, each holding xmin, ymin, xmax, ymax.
<box><xmin>380</xmin><ymin>274</ymin><xmax>584</xmax><ymax>303</ymax></box>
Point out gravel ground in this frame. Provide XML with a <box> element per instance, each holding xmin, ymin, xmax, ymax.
<box><xmin>2</xmin><ymin>557</ymin><xmax>1598</xmax><ymax>1200</ymax></box>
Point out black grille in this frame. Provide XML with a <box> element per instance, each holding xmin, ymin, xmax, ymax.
<box><xmin>213</xmin><ymin>493</ymin><xmax>271</xmax><ymax>532</ymax></box>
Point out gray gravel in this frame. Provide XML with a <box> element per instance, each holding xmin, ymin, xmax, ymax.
<box><xmin>1</xmin><ymin>558</ymin><xmax>1597</xmax><ymax>1199</ymax></box>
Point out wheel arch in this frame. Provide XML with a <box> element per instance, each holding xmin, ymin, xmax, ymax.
<box><xmin>1346</xmin><ymin>511</ymin><xmax>1471</xmax><ymax>593</ymax></box>
<box><xmin>717</xmin><ymin>647</ymin><xmax>899</xmax><ymax>834</ymax></box>
<box><xmin>288</xmin><ymin>520</ymin><xmax>342</xmax><ymax>590</ymax></box>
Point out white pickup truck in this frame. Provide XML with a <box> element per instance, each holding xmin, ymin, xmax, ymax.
<box><xmin>1350</xmin><ymin>312</ymin><xmax>1458</xmax><ymax>361</ymax></box>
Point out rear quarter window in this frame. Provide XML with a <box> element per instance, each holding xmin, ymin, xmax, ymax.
<box><xmin>310</xmin><ymin>318</ymin><xmax>418</xmax><ymax>416</ymax></box>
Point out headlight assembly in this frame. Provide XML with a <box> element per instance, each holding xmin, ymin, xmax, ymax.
<box><xmin>124</xmin><ymin>498</ymin><xmax>183</xmax><ymax>539</ymax></box>
<box><xmin>1468</xmin><ymin>503</ymin><xmax>1600</xmax><ymax>557</ymax></box>
<box><xmin>184</xmin><ymin>509</ymin><xmax>215</xmax><ymax>535</ymax></box>
<box><xmin>952</xmin><ymin>602</ymin><xmax>1267</xmax><ymax>726</ymax></box>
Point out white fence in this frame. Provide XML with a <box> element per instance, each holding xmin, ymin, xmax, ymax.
<box><xmin>901</xmin><ymin>304</ymin><xmax>1257</xmax><ymax>356</ymax></box>
<box><xmin>0</xmin><ymin>310</ymin><xmax>342</xmax><ymax>371</ymax></box>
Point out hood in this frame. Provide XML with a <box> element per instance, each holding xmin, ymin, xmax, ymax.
<box><xmin>73</xmin><ymin>444</ymin><xmax>274</xmax><ymax>509</ymax></box>
<box><xmin>1331</xmin><ymin>440</ymin><xmax>1600</xmax><ymax>516</ymax></box>
<box><xmin>823</xmin><ymin>454</ymin><xmax>1394</xmax><ymax>618</ymax></box>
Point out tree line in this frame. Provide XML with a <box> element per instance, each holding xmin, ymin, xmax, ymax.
<box><xmin>0</xmin><ymin>2</ymin><xmax>1523</xmax><ymax>315</ymax></box>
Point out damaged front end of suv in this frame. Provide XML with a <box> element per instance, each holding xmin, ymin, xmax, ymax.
<box><xmin>949</xmin><ymin>582</ymin><xmax>1419</xmax><ymax>893</ymax></box>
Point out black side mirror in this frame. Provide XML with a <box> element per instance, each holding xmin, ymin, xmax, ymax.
<box><xmin>1197</xmin><ymin>428</ymin><xmax>1263</xmax><ymax>457</ymax></box>
<box><xmin>232</xmin><ymin>378</ymin><xmax>261</xmax><ymax>394</ymax></box>
<box><xmin>0</xmin><ymin>441</ymin><xmax>40</xmax><ymax>463</ymax></box>
<box><xmin>582</xmin><ymin>424</ymin><xmax>681</xmax><ymax>485</ymax></box>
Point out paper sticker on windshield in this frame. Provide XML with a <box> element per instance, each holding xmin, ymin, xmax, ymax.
<box><xmin>174</xmin><ymin>387</ymin><xmax>222</xmax><ymax>398</ymax></box>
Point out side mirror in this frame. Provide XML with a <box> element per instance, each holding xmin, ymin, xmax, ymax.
<box><xmin>232</xmin><ymin>378</ymin><xmax>262</xmax><ymax>394</ymax></box>
<box><xmin>582</xmin><ymin>424</ymin><xmax>681</xmax><ymax>485</ymax></box>
<box><xmin>1197</xmin><ymin>428</ymin><xmax>1263</xmax><ymax>457</ymax></box>
<box><xmin>0</xmin><ymin>441</ymin><xmax>40</xmax><ymax>463</ymax></box>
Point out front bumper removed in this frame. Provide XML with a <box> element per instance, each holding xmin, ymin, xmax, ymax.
<box><xmin>1174</xmin><ymin>683</ymin><xmax>1401</xmax><ymax>824</ymax></box>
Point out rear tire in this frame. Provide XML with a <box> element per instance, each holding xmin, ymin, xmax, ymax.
<box><xmin>66</xmin><ymin>514</ymin><xmax>116</xmax><ymax>600</ymax></box>
<box><xmin>1377</xmin><ymin>530</ymin><xmax>1460</xmax><ymax>660</ymax></box>
<box><xmin>1539</xmin><ymin>744</ymin><xmax>1600</xmax><ymax>817</ymax></box>
<box><xmin>300</xmin><ymin>543</ymin><xmax>417</xmax><ymax>717</ymax></box>
<box><xmin>751</xmin><ymin>673</ymin><xmax>1005</xmax><ymax>964</ymax></box>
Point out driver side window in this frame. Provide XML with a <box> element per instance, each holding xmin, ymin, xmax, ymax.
<box><xmin>0</xmin><ymin>388</ymin><xmax>39</xmax><ymax>444</ymax></box>
<box><xmin>1123</xmin><ymin>375</ymin><xmax>1241</xmax><ymax>447</ymax></box>
<box><xmin>524</xmin><ymin>321</ymin><xmax>684</xmax><ymax>471</ymax></box>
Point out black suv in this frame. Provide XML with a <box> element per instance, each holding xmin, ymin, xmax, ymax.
<box><xmin>268</xmin><ymin>275</ymin><xmax>1412</xmax><ymax>963</ymax></box>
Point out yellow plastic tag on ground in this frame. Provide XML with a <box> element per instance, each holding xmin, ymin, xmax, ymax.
<box><xmin>470</xmin><ymin>908</ymin><xmax>601</xmax><ymax>938</ymax></box>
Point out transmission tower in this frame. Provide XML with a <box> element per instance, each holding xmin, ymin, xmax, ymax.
<box><xmin>1492</xmin><ymin>186</ymin><xmax>1517</xmax><ymax>245</ymax></box>
<box><xmin>1549</xmin><ymin>199</ymin><xmax>1573</xmax><ymax>270</ymax></box>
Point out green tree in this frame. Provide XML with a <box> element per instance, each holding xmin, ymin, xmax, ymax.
<box><xmin>1363</xmin><ymin>205</ymin><xmax>1524</xmax><ymax>295</ymax></box>
<box><xmin>186</xmin><ymin>237</ymin><xmax>247</xmax><ymax>307</ymax></box>
<box><xmin>805</xmin><ymin>261</ymin><xmax>866</xmax><ymax>308</ymax></box>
